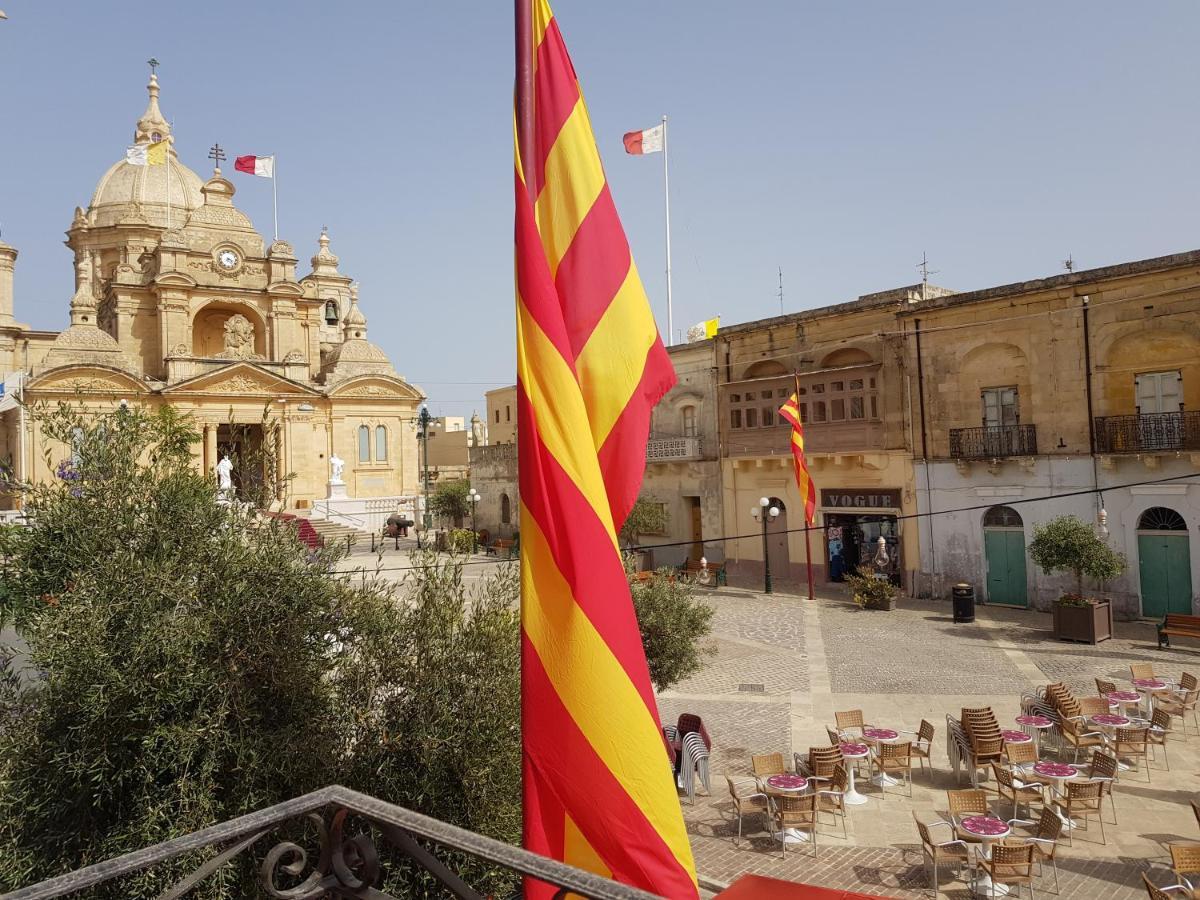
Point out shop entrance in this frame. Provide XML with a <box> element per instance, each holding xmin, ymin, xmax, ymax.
<box><xmin>825</xmin><ymin>514</ymin><xmax>900</xmax><ymax>585</ymax></box>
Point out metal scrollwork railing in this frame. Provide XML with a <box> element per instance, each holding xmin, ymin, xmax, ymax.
<box><xmin>948</xmin><ymin>424</ymin><xmax>1037</xmax><ymax>460</ymax></box>
<box><xmin>1093</xmin><ymin>410</ymin><xmax>1200</xmax><ymax>454</ymax></box>
<box><xmin>4</xmin><ymin>786</ymin><xmax>659</xmax><ymax>900</ymax></box>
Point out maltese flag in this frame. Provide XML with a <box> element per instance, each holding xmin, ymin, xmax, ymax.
<box><xmin>622</xmin><ymin>123</ymin><xmax>664</xmax><ymax>155</ymax></box>
<box><xmin>234</xmin><ymin>154</ymin><xmax>274</xmax><ymax>177</ymax></box>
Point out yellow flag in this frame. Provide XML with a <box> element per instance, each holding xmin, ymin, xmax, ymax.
<box><xmin>704</xmin><ymin>316</ymin><xmax>720</xmax><ymax>338</ymax></box>
<box><xmin>146</xmin><ymin>141</ymin><xmax>168</xmax><ymax>166</ymax></box>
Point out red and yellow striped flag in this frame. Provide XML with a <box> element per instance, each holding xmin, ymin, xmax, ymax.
<box><xmin>515</xmin><ymin>0</ymin><xmax>697</xmax><ymax>896</ymax></box>
<box><xmin>779</xmin><ymin>387</ymin><xmax>817</xmax><ymax>525</ymax></box>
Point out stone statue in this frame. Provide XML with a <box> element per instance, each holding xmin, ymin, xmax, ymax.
<box><xmin>216</xmin><ymin>454</ymin><xmax>234</xmax><ymax>496</ymax></box>
<box><xmin>220</xmin><ymin>314</ymin><xmax>256</xmax><ymax>359</ymax></box>
<box><xmin>470</xmin><ymin>412</ymin><xmax>485</xmax><ymax>448</ymax></box>
<box><xmin>329</xmin><ymin>453</ymin><xmax>345</xmax><ymax>484</ymax></box>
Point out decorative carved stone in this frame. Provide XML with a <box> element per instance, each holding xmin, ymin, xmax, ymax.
<box><xmin>41</xmin><ymin>377</ymin><xmax>130</xmax><ymax>393</ymax></box>
<box><xmin>168</xmin><ymin>343</ymin><xmax>189</xmax><ymax>357</ymax></box>
<box><xmin>338</xmin><ymin>384</ymin><xmax>396</xmax><ymax>397</ymax></box>
<box><xmin>218</xmin><ymin>314</ymin><xmax>258</xmax><ymax>360</ymax></box>
<box><xmin>220</xmin><ymin>374</ymin><xmax>274</xmax><ymax>394</ymax></box>
<box><xmin>282</xmin><ymin>349</ymin><xmax>306</xmax><ymax>364</ymax></box>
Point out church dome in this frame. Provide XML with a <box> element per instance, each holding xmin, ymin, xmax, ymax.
<box><xmin>87</xmin><ymin>74</ymin><xmax>204</xmax><ymax>229</ymax></box>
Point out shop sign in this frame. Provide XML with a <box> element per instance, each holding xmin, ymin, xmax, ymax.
<box><xmin>820</xmin><ymin>488</ymin><xmax>902</xmax><ymax>509</ymax></box>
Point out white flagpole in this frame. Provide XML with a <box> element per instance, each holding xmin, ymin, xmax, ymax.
<box><xmin>662</xmin><ymin>114</ymin><xmax>673</xmax><ymax>346</ymax></box>
<box><xmin>271</xmin><ymin>156</ymin><xmax>278</xmax><ymax>242</ymax></box>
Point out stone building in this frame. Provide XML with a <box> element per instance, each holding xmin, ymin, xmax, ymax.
<box><xmin>905</xmin><ymin>249</ymin><xmax>1200</xmax><ymax>617</ymax></box>
<box><xmin>636</xmin><ymin>340</ymin><xmax>724</xmax><ymax>569</ymax></box>
<box><xmin>0</xmin><ymin>73</ymin><xmax>423</xmax><ymax>517</ymax></box>
<box><xmin>713</xmin><ymin>285</ymin><xmax>950</xmax><ymax>591</ymax></box>
<box><xmin>485</xmin><ymin>385</ymin><xmax>517</xmax><ymax>444</ymax></box>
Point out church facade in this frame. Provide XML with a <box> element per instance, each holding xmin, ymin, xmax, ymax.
<box><xmin>0</xmin><ymin>73</ymin><xmax>424</xmax><ymax>515</ymax></box>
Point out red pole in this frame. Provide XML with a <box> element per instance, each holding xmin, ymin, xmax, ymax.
<box><xmin>515</xmin><ymin>0</ymin><xmax>536</xmax><ymax>199</ymax></box>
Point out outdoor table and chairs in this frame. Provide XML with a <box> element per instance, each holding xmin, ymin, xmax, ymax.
<box><xmin>1133</xmin><ymin>678</ymin><xmax>1175</xmax><ymax>716</ymax></box>
<box><xmin>1028</xmin><ymin>761</ymin><xmax>1081</xmax><ymax>829</ymax></box>
<box><xmin>1105</xmin><ymin>689</ymin><xmax>1143</xmax><ymax>715</ymax></box>
<box><xmin>1014</xmin><ymin>714</ymin><xmax>1054</xmax><ymax>754</ymax></box>
<box><xmin>763</xmin><ymin>774</ymin><xmax>818</xmax><ymax>853</ymax></box>
<box><xmin>957</xmin><ymin>815</ymin><xmax>1013</xmax><ymax>897</ymax></box>
<box><xmin>991</xmin><ymin>762</ymin><xmax>1046</xmax><ymax>821</ymax></box>
<box><xmin>860</xmin><ymin>727</ymin><xmax>902</xmax><ymax>787</ymax></box>
<box><xmin>1052</xmin><ymin>779</ymin><xmax>1106</xmax><ymax>846</ymax></box>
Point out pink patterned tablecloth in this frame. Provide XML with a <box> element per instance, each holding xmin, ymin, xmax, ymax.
<box><xmin>1091</xmin><ymin>714</ymin><xmax>1130</xmax><ymax>727</ymax></box>
<box><xmin>862</xmin><ymin>728</ymin><xmax>899</xmax><ymax>741</ymax></box>
<box><xmin>839</xmin><ymin>742</ymin><xmax>870</xmax><ymax>757</ymax></box>
<box><xmin>1015</xmin><ymin>715</ymin><xmax>1053</xmax><ymax>727</ymax></box>
<box><xmin>765</xmin><ymin>774</ymin><xmax>808</xmax><ymax>791</ymax></box>
<box><xmin>1033</xmin><ymin>761</ymin><xmax>1077</xmax><ymax>778</ymax></box>
<box><xmin>1106</xmin><ymin>691</ymin><xmax>1141</xmax><ymax>702</ymax></box>
<box><xmin>1001</xmin><ymin>729</ymin><xmax>1032</xmax><ymax>743</ymax></box>
<box><xmin>960</xmin><ymin>815</ymin><xmax>1009</xmax><ymax>837</ymax></box>
<box><xmin>1133</xmin><ymin>678</ymin><xmax>1167</xmax><ymax>690</ymax></box>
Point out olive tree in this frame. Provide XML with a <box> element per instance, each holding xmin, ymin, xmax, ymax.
<box><xmin>1027</xmin><ymin>514</ymin><xmax>1126</xmax><ymax>599</ymax></box>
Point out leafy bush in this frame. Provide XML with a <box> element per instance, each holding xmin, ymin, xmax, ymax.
<box><xmin>627</xmin><ymin>565</ymin><xmax>715</xmax><ymax>692</ymax></box>
<box><xmin>0</xmin><ymin>405</ymin><xmax>520</xmax><ymax>898</ymax></box>
<box><xmin>447</xmin><ymin>527</ymin><xmax>476</xmax><ymax>554</ymax></box>
<box><xmin>843</xmin><ymin>566</ymin><xmax>900</xmax><ymax>609</ymax></box>
<box><xmin>620</xmin><ymin>496</ymin><xmax>668</xmax><ymax>548</ymax></box>
<box><xmin>1027</xmin><ymin>515</ymin><xmax>1126</xmax><ymax>600</ymax></box>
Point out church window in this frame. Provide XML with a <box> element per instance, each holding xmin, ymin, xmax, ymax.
<box><xmin>501</xmin><ymin>493</ymin><xmax>512</xmax><ymax>525</ymax></box>
<box><xmin>506</xmin><ymin>405</ymin><xmax>511</xmax><ymax>422</ymax></box>
<box><xmin>375</xmin><ymin>426</ymin><xmax>388</xmax><ymax>462</ymax></box>
<box><xmin>358</xmin><ymin>425</ymin><xmax>371</xmax><ymax>463</ymax></box>
<box><xmin>324</xmin><ymin>301</ymin><xmax>339</xmax><ymax>325</ymax></box>
<box><xmin>681</xmin><ymin>405</ymin><xmax>697</xmax><ymax>437</ymax></box>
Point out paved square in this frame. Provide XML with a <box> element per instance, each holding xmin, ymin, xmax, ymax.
<box><xmin>660</xmin><ymin>588</ymin><xmax>1200</xmax><ymax>898</ymax></box>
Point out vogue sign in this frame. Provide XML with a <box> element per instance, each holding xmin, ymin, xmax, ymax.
<box><xmin>820</xmin><ymin>488</ymin><xmax>902</xmax><ymax>510</ymax></box>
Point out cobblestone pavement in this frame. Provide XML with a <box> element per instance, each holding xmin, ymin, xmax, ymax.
<box><xmin>663</xmin><ymin>588</ymin><xmax>1200</xmax><ymax>898</ymax></box>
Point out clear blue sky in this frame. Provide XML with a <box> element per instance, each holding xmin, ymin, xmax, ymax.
<box><xmin>1</xmin><ymin>2</ymin><xmax>1197</xmax><ymax>419</ymax></box>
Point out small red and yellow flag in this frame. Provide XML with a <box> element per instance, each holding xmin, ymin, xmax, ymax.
<box><xmin>515</xmin><ymin>0</ymin><xmax>697</xmax><ymax>897</ymax></box>
<box><xmin>779</xmin><ymin>385</ymin><xmax>817</xmax><ymax>525</ymax></box>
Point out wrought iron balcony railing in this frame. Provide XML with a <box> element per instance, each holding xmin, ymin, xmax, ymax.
<box><xmin>948</xmin><ymin>424</ymin><xmax>1038</xmax><ymax>459</ymax></box>
<box><xmin>646</xmin><ymin>436</ymin><xmax>703</xmax><ymax>461</ymax></box>
<box><xmin>1094</xmin><ymin>411</ymin><xmax>1200</xmax><ymax>454</ymax></box>
<box><xmin>5</xmin><ymin>785</ymin><xmax>657</xmax><ymax>900</ymax></box>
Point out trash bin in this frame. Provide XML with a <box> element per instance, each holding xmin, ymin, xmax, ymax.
<box><xmin>952</xmin><ymin>582</ymin><xmax>976</xmax><ymax>623</ymax></box>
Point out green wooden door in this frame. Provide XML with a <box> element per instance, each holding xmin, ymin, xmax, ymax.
<box><xmin>1139</xmin><ymin>533</ymin><xmax>1193</xmax><ymax>618</ymax></box>
<box><xmin>984</xmin><ymin>528</ymin><xmax>1028</xmax><ymax>607</ymax></box>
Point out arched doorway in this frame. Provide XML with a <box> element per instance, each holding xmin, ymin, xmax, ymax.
<box><xmin>1138</xmin><ymin>507</ymin><xmax>1192</xmax><ymax>618</ymax></box>
<box><xmin>983</xmin><ymin>505</ymin><xmax>1028</xmax><ymax>607</ymax></box>
<box><xmin>766</xmin><ymin>497</ymin><xmax>790</xmax><ymax>584</ymax></box>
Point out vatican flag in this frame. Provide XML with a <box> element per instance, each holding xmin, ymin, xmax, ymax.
<box><xmin>125</xmin><ymin>141</ymin><xmax>167</xmax><ymax>166</ymax></box>
<box><xmin>686</xmin><ymin>316</ymin><xmax>719</xmax><ymax>342</ymax></box>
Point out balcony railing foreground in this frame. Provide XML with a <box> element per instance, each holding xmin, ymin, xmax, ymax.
<box><xmin>1094</xmin><ymin>411</ymin><xmax>1200</xmax><ymax>454</ymax></box>
<box><xmin>5</xmin><ymin>785</ymin><xmax>657</xmax><ymax>900</ymax></box>
<box><xmin>948</xmin><ymin>424</ymin><xmax>1038</xmax><ymax>460</ymax></box>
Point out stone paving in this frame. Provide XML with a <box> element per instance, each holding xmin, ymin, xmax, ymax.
<box><xmin>660</xmin><ymin>587</ymin><xmax>1200</xmax><ymax>898</ymax></box>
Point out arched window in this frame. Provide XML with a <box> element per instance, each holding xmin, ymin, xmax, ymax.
<box><xmin>324</xmin><ymin>300</ymin><xmax>339</xmax><ymax>325</ymax></box>
<box><xmin>1138</xmin><ymin>507</ymin><xmax>1187</xmax><ymax>531</ymax></box>
<box><xmin>501</xmin><ymin>493</ymin><xmax>512</xmax><ymax>525</ymax></box>
<box><xmin>358</xmin><ymin>425</ymin><xmax>371</xmax><ymax>463</ymax></box>
<box><xmin>375</xmin><ymin>426</ymin><xmax>388</xmax><ymax>462</ymax></box>
<box><xmin>681</xmin><ymin>405</ymin><xmax>697</xmax><ymax>437</ymax></box>
<box><xmin>983</xmin><ymin>505</ymin><xmax>1023</xmax><ymax>528</ymax></box>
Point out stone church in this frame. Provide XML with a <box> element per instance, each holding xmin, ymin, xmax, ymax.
<box><xmin>0</xmin><ymin>72</ymin><xmax>424</xmax><ymax>517</ymax></box>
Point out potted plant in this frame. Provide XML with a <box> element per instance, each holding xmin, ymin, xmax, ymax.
<box><xmin>1027</xmin><ymin>515</ymin><xmax>1125</xmax><ymax>644</ymax></box>
<box><xmin>844</xmin><ymin>566</ymin><xmax>900</xmax><ymax>610</ymax></box>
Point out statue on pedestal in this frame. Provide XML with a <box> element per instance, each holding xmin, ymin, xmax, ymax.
<box><xmin>329</xmin><ymin>453</ymin><xmax>345</xmax><ymax>484</ymax></box>
<box><xmin>215</xmin><ymin>454</ymin><xmax>234</xmax><ymax>501</ymax></box>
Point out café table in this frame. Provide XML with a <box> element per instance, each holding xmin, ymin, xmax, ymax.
<box><xmin>861</xmin><ymin>727</ymin><xmax>902</xmax><ymax>786</ymax></box>
<box><xmin>1014</xmin><ymin>714</ymin><xmax>1054</xmax><ymax>754</ymax></box>
<box><xmin>838</xmin><ymin>742</ymin><xmax>870</xmax><ymax>805</ymax></box>
<box><xmin>1105</xmin><ymin>690</ymin><xmax>1142</xmax><ymax>714</ymax></box>
<box><xmin>1031</xmin><ymin>760</ymin><xmax>1080</xmax><ymax>828</ymax></box>
<box><xmin>1090</xmin><ymin>713</ymin><xmax>1135</xmax><ymax>770</ymax></box>
<box><xmin>958</xmin><ymin>815</ymin><xmax>1013</xmax><ymax>897</ymax></box>
<box><xmin>764</xmin><ymin>774</ymin><xmax>811</xmax><ymax>843</ymax></box>
<box><xmin>1132</xmin><ymin>678</ymin><xmax>1173</xmax><ymax>716</ymax></box>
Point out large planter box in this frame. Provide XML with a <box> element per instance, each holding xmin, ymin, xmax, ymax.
<box><xmin>1052</xmin><ymin>599</ymin><xmax>1113</xmax><ymax>644</ymax></box>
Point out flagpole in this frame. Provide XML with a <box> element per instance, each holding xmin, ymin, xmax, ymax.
<box><xmin>798</xmin><ymin>372</ymin><xmax>816</xmax><ymax>601</ymax></box>
<box><xmin>662</xmin><ymin>114</ymin><xmax>673</xmax><ymax>346</ymax></box>
<box><xmin>272</xmin><ymin>156</ymin><xmax>279</xmax><ymax>242</ymax></box>
<box><xmin>515</xmin><ymin>0</ymin><xmax>536</xmax><ymax>200</ymax></box>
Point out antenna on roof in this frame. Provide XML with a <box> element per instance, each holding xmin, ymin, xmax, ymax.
<box><xmin>1063</xmin><ymin>254</ymin><xmax>1075</xmax><ymax>273</ymax></box>
<box><xmin>917</xmin><ymin>252</ymin><xmax>938</xmax><ymax>300</ymax></box>
<box><xmin>777</xmin><ymin>266</ymin><xmax>784</xmax><ymax>315</ymax></box>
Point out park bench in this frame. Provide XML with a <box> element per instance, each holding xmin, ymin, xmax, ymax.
<box><xmin>678</xmin><ymin>558</ymin><xmax>726</xmax><ymax>586</ymax></box>
<box><xmin>1158</xmin><ymin>613</ymin><xmax>1200</xmax><ymax>649</ymax></box>
<box><xmin>488</xmin><ymin>538</ymin><xmax>519</xmax><ymax>559</ymax></box>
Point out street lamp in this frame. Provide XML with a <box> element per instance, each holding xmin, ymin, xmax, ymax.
<box><xmin>467</xmin><ymin>487</ymin><xmax>480</xmax><ymax>553</ymax></box>
<box><xmin>416</xmin><ymin>404</ymin><xmax>433</xmax><ymax>533</ymax></box>
<box><xmin>873</xmin><ymin>535</ymin><xmax>890</xmax><ymax>571</ymax></box>
<box><xmin>751</xmin><ymin>496</ymin><xmax>780</xmax><ymax>594</ymax></box>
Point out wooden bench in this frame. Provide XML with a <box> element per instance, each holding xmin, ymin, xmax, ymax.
<box><xmin>678</xmin><ymin>558</ymin><xmax>726</xmax><ymax>586</ymax></box>
<box><xmin>1158</xmin><ymin>614</ymin><xmax>1200</xmax><ymax>649</ymax></box>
